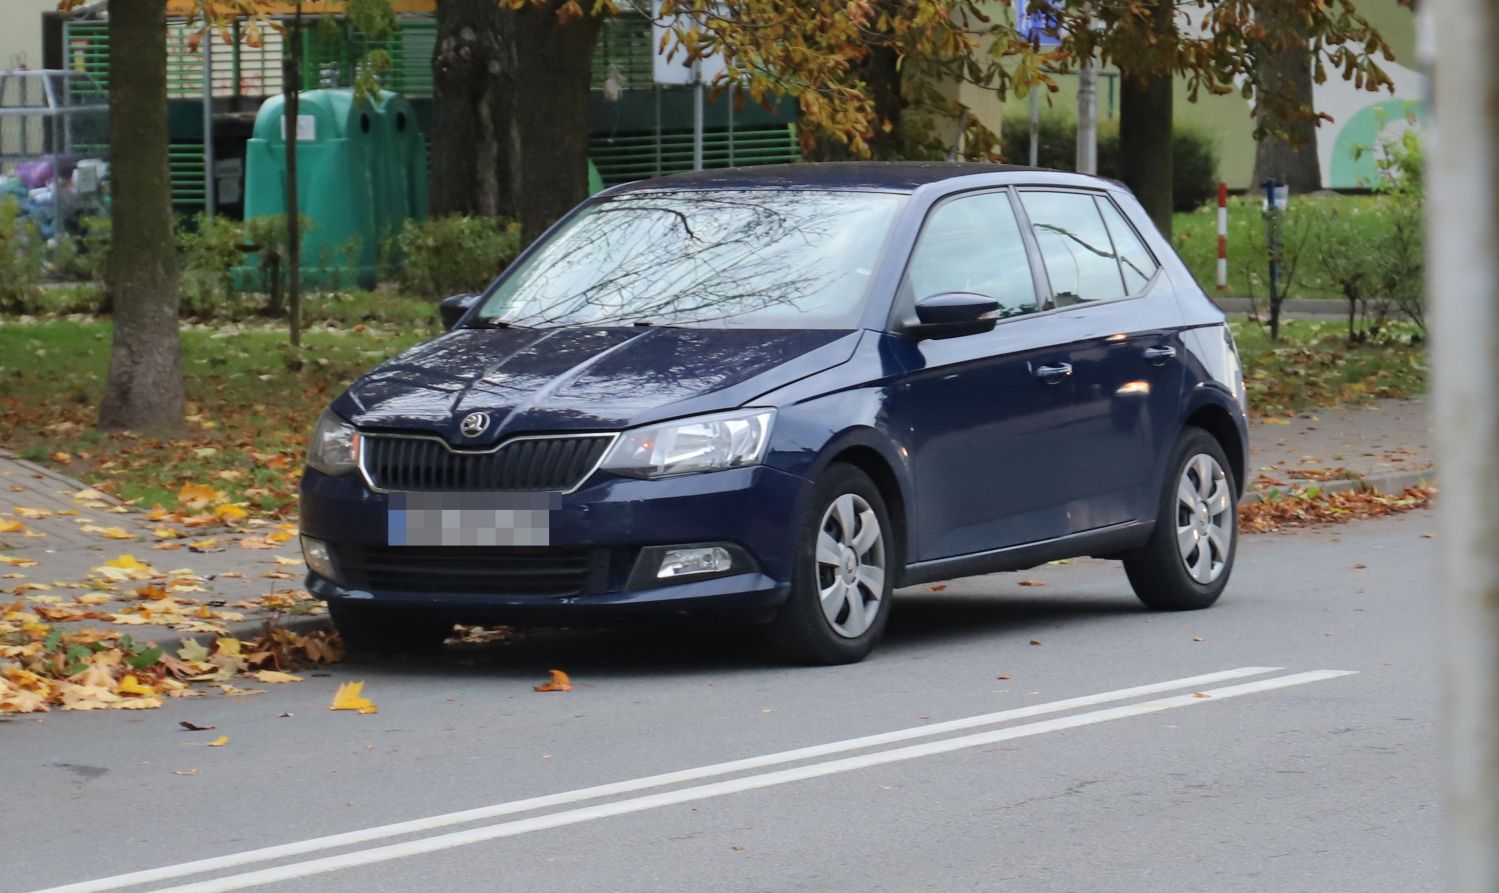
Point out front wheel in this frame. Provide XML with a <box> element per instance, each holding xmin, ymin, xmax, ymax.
<box><xmin>1124</xmin><ymin>428</ymin><xmax>1238</xmax><ymax>611</ymax></box>
<box><xmin>768</xmin><ymin>464</ymin><xmax>895</xmax><ymax>665</ymax></box>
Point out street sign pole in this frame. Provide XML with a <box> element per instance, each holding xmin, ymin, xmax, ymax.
<box><xmin>1428</xmin><ymin>0</ymin><xmax>1499</xmax><ymax>889</ymax></box>
<box><xmin>692</xmin><ymin>58</ymin><xmax>704</xmax><ymax>172</ymax></box>
<box><xmin>1076</xmin><ymin>61</ymin><xmax>1097</xmax><ymax>174</ymax></box>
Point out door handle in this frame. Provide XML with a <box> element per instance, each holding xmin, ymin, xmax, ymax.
<box><xmin>1143</xmin><ymin>345</ymin><xmax>1178</xmax><ymax>364</ymax></box>
<box><xmin>1034</xmin><ymin>362</ymin><xmax>1073</xmax><ymax>384</ymax></box>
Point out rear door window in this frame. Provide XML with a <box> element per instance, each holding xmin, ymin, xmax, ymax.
<box><xmin>1094</xmin><ymin>197</ymin><xmax>1159</xmax><ymax>294</ymax></box>
<box><xmin>904</xmin><ymin>191</ymin><xmax>1038</xmax><ymax>318</ymax></box>
<box><xmin>1019</xmin><ymin>190</ymin><xmax>1127</xmax><ymax>304</ymax></box>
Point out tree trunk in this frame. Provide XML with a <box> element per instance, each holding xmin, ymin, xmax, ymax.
<box><xmin>1250</xmin><ymin>32</ymin><xmax>1321</xmax><ymax>194</ymax></box>
<box><xmin>504</xmin><ymin>1</ymin><xmax>604</xmax><ymax>246</ymax></box>
<box><xmin>1116</xmin><ymin>0</ymin><xmax>1175</xmax><ymax>236</ymax></box>
<box><xmin>431</xmin><ymin>0</ymin><xmax>509</xmax><ymax>217</ymax></box>
<box><xmin>1119</xmin><ymin>70</ymin><xmax>1174</xmax><ymax>236</ymax></box>
<box><xmin>98</xmin><ymin>0</ymin><xmax>185</xmax><ymax>434</ymax></box>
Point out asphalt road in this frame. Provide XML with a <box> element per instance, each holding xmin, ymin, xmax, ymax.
<box><xmin>7</xmin><ymin>509</ymin><xmax>1440</xmax><ymax>893</ymax></box>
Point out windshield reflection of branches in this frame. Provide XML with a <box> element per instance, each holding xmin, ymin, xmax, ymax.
<box><xmin>484</xmin><ymin>191</ymin><xmax>898</xmax><ymax>328</ymax></box>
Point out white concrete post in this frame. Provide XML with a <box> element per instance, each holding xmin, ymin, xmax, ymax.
<box><xmin>1428</xmin><ymin>1</ymin><xmax>1499</xmax><ymax>890</ymax></box>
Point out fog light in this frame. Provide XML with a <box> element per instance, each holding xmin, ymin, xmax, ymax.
<box><xmin>657</xmin><ymin>546</ymin><xmax>733</xmax><ymax>579</ymax></box>
<box><xmin>301</xmin><ymin>535</ymin><xmax>338</xmax><ymax>582</ymax></box>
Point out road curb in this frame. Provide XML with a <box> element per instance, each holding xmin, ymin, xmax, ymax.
<box><xmin>1241</xmin><ymin>468</ymin><xmax>1437</xmax><ymax>505</ymax></box>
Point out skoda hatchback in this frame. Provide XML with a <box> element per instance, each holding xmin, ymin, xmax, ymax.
<box><xmin>301</xmin><ymin>163</ymin><xmax>1247</xmax><ymax>664</ymax></box>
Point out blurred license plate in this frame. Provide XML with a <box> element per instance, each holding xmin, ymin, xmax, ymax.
<box><xmin>387</xmin><ymin>492</ymin><xmax>558</xmax><ymax>547</ymax></box>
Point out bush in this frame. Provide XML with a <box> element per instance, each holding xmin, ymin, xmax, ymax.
<box><xmin>1001</xmin><ymin>115</ymin><xmax>1221</xmax><ymax>211</ymax></box>
<box><xmin>388</xmin><ymin>216</ymin><xmax>522</xmax><ymax>299</ymax></box>
<box><xmin>178</xmin><ymin>213</ymin><xmax>246</xmax><ymax>316</ymax></box>
<box><xmin>0</xmin><ymin>197</ymin><xmax>45</xmax><ymax>311</ymax></box>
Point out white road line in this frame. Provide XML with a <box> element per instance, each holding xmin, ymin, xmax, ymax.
<box><xmin>144</xmin><ymin>670</ymin><xmax>1357</xmax><ymax>893</ymax></box>
<box><xmin>26</xmin><ymin>666</ymin><xmax>1280</xmax><ymax>893</ymax></box>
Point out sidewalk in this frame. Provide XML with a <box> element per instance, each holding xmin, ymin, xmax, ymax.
<box><xmin>1244</xmin><ymin>395</ymin><xmax>1434</xmax><ymax>498</ymax></box>
<box><xmin>0</xmin><ymin>450</ymin><xmax>324</xmax><ymax>660</ymax></box>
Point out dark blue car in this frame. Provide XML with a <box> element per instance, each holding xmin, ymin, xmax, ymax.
<box><xmin>300</xmin><ymin>163</ymin><xmax>1247</xmax><ymax>664</ymax></box>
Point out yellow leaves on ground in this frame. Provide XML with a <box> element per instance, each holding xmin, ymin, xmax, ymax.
<box><xmin>208</xmin><ymin>735</ymin><xmax>229</xmax><ymax>747</ymax></box>
<box><xmin>1</xmin><ymin>614</ymin><xmax>343</xmax><ymax>714</ymax></box>
<box><xmin>0</xmin><ymin>519</ymin><xmax>28</xmax><ymax>534</ymax></box>
<box><xmin>329</xmin><ymin>680</ymin><xmax>377</xmax><ymax>714</ymax></box>
<box><xmin>104</xmin><ymin>554</ymin><xmax>151</xmax><ymax>571</ymax></box>
<box><xmin>177</xmin><ymin>483</ymin><xmax>221</xmax><ymax>505</ymax></box>
<box><xmin>0</xmin><ymin>555</ymin><xmax>38</xmax><ymax>567</ymax></box>
<box><xmin>84</xmin><ymin>526</ymin><xmax>136</xmax><ymax>540</ymax></box>
<box><xmin>534</xmin><ymin>669</ymin><xmax>573</xmax><ymax>693</ymax></box>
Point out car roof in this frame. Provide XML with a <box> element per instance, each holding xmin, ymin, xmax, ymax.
<box><xmin>604</xmin><ymin>162</ymin><xmax>1124</xmax><ymax>195</ymax></box>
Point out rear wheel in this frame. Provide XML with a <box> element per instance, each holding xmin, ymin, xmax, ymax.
<box><xmin>1125</xmin><ymin>428</ymin><xmax>1238</xmax><ymax>611</ymax></box>
<box><xmin>768</xmin><ymin>464</ymin><xmax>894</xmax><ymax>665</ymax></box>
<box><xmin>328</xmin><ymin>600</ymin><xmax>454</xmax><ymax>655</ymax></box>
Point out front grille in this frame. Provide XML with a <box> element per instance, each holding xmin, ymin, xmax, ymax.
<box><xmin>337</xmin><ymin>545</ymin><xmax>608</xmax><ymax>596</ymax></box>
<box><xmin>361</xmin><ymin>434</ymin><xmax>612</xmax><ymax>492</ymax></box>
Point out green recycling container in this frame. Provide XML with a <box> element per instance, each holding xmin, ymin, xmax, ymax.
<box><xmin>239</xmin><ymin>88</ymin><xmax>428</xmax><ymax>289</ymax></box>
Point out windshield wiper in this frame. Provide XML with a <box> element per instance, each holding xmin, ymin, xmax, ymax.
<box><xmin>464</xmin><ymin>318</ymin><xmax>525</xmax><ymax>330</ymax></box>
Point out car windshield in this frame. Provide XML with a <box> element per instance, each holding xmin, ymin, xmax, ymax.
<box><xmin>474</xmin><ymin>189</ymin><xmax>905</xmax><ymax>329</ymax></box>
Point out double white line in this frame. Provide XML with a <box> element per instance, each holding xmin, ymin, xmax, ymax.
<box><xmin>30</xmin><ymin>666</ymin><xmax>1353</xmax><ymax>893</ymax></box>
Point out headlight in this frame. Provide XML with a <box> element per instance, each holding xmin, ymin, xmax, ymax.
<box><xmin>600</xmin><ymin>408</ymin><xmax>775</xmax><ymax>479</ymax></box>
<box><xmin>306</xmin><ymin>409</ymin><xmax>361</xmax><ymax>476</ymax></box>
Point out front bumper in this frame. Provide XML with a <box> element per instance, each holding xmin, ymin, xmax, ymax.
<box><xmin>299</xmin><ymin>463</ymin><xmax>807</xmax><ymax>622</ymax></box>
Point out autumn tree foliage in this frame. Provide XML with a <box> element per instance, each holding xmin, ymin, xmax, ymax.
<box><xmin>663</xmin><ymin>0</ymin><xmax>1396</xmax><ymax>232</ymax></box>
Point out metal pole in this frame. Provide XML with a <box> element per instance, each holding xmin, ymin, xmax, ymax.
<box><xmin>1076</xmin><ymin>61</ymin><xmax>1097</xmax><ymax>174</ymax></box>
<box><xmin>692</xmin><ymin>59</ymin><xmax>704</xmax><ymax>172</ymax></box>
<box><xmin>1429</xmin><ymin>0</ymin><xmax>1499</xmax><ymax>888</ymax></box>
<box><xmin>1027</xmin><ymin>89</ymin><xmax>1039</xmax><ymax>167</ymax></box>
<box><xmin>202</xmin><ymin>28</ymin><xmax>215</xmax><ymax>216</ymax></box>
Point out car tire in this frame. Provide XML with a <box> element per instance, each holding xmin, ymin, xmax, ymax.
<box><xmin>328</xmin><ymin>600</ymin><xmax>453</xmax><ymax>655</ymax></box>
<box><xmin>1124</xmin><ymin>427</ymin><xmax>1238</xmax><ymax>611</ymax></box>
<box><xmin>768</xmin><ymin>463</ymin><xmax>895</xmax><ymax>665</ymax></box>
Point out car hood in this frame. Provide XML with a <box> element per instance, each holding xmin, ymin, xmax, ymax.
<box><xmin>336</xmin><ymin>326</ymin><xmax>862</xmax><ymax>445</ymax></box>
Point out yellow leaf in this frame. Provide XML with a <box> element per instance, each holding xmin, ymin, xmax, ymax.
<box><xmin>178</xmin><ymin>483</ymin><xmax>222</xmax><ymax>505</ymax></box>
<box><xmin>533</xmin><ymin>669</ymin><xmax>573</xmax><ymax>693</ymax></box>
<box><xmin>73</xmin><ymin>488</ymin><xmax>108</xmax><ymax>501</ymax></box>
<box><xmin>13</xmin><ymin>507</ymin><xmax>54</xmax><ymax>520</ymax></box>
<box><xmin>252</xmin><ymin>670</ymin><xmax>303</xmax><ymax>684</ymax></box>
<box><xmin>329</xmin><ymin>680</ymin><xmax>378</xmax><ymax>714</ymax></box>
<box><xmin>116</xmin><ymin>674</ymin><xmax>157</xmax><ymax>696</ymax></box>
<box><xmin>91</xmin><ymin>527</ymin><xmax>136</xmax><ymax>540</ymax></box>
<box><xmin>153</xmin><ymin>527</ymin><xmax>181</xmax><ymax>540</ymax></box>
<box><xmin>104</xmin><ymin>554</ymin><xmax>150</xmax><ymax>570</ymax></box>
<box><xmin>208</xmin><ymin>735</ymin><xmax>229</xmax><ymax>747</ymax></box>
<box><xmin>0</xmin><ymin>519</ymin><xmax>26</xmax><ymax>534</ymax></box>
<box><xmin>213</xmin><ymin>504</ymin><xmax>248</xmax><ymax>523</ymax></box>
<box><xmin>214</xmin><ymin>637</ymin><xmax>242</xmax><ymax>657</ymax></box>
<box><xmin>0</xmin><ymin>556</ymin><xmax>38</xmax><ymax>567</ymax></box>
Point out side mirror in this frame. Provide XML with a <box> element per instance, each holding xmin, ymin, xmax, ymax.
<box><xmin>905</xmin><ymin>292</ymin><xmax>1000</xmax><ymax>340</ymax></box>
<box><xmin>439</xmin><ymin>292</ymin><xmax>482</xmax><ymax>331</ymax></box>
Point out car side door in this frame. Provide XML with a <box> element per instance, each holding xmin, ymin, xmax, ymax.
<box><xmin>1014</xmin><ymin>188</ymin><xmax>1187</xmax><ymax>532</ymax></box>
<box><xmin>885</xmin><ymin>189</ymin><xmax>1090</xmax><ymax>561</ymax></box>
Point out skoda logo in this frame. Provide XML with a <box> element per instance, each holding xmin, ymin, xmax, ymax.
<box><xmin>459</xmin><ymin>412</ymin><xmax>491</xmax><ymax>438</ymax></box>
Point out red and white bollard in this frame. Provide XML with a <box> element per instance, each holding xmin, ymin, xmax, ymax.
<box><xmin>1216</xmin><ymin>182</ymin><xmax>1229</xmax><ymax>292</ymax></box>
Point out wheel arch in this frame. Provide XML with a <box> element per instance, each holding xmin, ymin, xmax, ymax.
<box><xmin>807</xmin><ymin>431</ymin><xmax>912</xmax><ymax>575</ymax></box>
<box><xmin>1182</xmin><ymin>398</ymin><xmax>1247</xmax><ymax>495</ymax></box>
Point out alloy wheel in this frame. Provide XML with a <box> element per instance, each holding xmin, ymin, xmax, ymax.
<box><xmin>1176</xmin><ymin>453</ymin><xmax>1232</xmax><ymax>584</ymax></box>
<box><xmin>814</xmin><ymin>493</ymin><xmax>886</xmax><ymax>638</ymax></box>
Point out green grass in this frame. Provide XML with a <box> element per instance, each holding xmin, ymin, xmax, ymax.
<box><xmin>1228</xmin><ymin>318</ymin><xmax>1426</xmax><ymax>417</ymax></box>
<box><xmin>0</xmin><ymin>318</ymin><xmax>432</xmax><ymax>514</ymax></box>
<box><xmin>1172</xmin><ymin>194</ymin><xmax>1399</xmax><ymax>300</ymax></box>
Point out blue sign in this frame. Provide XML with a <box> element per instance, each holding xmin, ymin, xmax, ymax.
<box><xmin>1015</xmin><ymin>0</ymin><xmax>1063</xmax><ymax>47</ymax></box>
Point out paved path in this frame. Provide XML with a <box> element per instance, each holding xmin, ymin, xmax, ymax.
<box><xmin>1245</xmin><ymin>396</ymin><xmax>1433</xmax><ymax>492</ymax></box>
<box><xmin>0</xmin><ymin>450</ymin><xmax>314</xmax><ymax>650</ymax></box>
